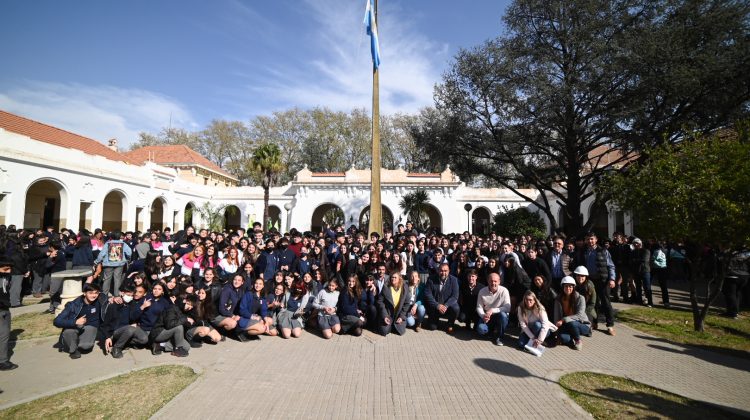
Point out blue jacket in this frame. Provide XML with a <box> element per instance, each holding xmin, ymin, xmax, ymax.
<box><xmin>239</xmin><ymin>292</ymin><xmax>267</xmax><ymax>319</ymax></box>
<box><xmin>72</xmin><ymin>245</ymin><xmax>94</xmax><ymax>267</ymax></box>
<box><xmin>138</xmin><ymin>294</ymin><xmax>172</xmax><ymax>332</ymax></box>
<box><xmin>415</xmin><ymin>251</ymin><xmax>431</xmax><ymax>274</ymax></box>
<box><xmin>94</xmin><ymin>240</ymin><xmax>132</xmax><ymax>267</ymax></box>
<box><xmin>337</xmin><ymin>290</ymin><xmax>360</xmax><ymax>317</ymax></box>
<box><xmin>423</xmin><ymin>274</ymin><xmax>460</xmax><ymax>309</ymax></box>
<box><xmin>218</xmin><ymin>283</ymin><xmax>244</xmax><ymax>317</ymax></box>
<box><xmin>53</xmin><ymin>295</ymin><xmax>105</xmax><ymax>329</ymax></box>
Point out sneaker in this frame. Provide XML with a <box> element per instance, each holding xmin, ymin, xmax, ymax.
<box><xmin>69</xmin><ymin>350</ymin><xmax>81</xmax><ymax>359</ymax></box>
<box><xmin>151</xmin><ymin>342</ymin><xmax>163</xmax><ymax>356</ymax></box>
<box><xmin>607</xmin><ymin>327</ymin><xmax>616</xmax><ymax>336</ymax></box>
<box><xmin>573</xmin><ymin>340</ymin><xmax>582</xmax><ymax>350</ymax></box>
<box><xmin>494</xmin><ymin>338</ymin><xmax>504</xmax><ymax>346</ymax></box>
<box><xmin>42</xmin><ymin>308</ymin><xmax>55</xmax><ymax>314</ymax></box>
<box><xmin>111</xmin><ymin>348</ymin><xmax>123</xmax><ymax>359</ymax></box>
<box><xmin>0</xmin><ymin>361</ymin><xmax>18</xmax><ymax>371</ymax></box>
<box><xmin>171</xmin><ymin>348</ymin><xmax>189</xmax><ymax>357</ymax></box>
<box><xmin>189</xmin><ymin>340</ymin><xmax>203</xmax><ymax>349</ymax></box>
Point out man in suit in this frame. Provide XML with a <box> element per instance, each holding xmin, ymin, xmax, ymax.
<box><xmin>424</xmin><ymin>263</ymin><xmax>460</xmax><ymax>333</ymax></box>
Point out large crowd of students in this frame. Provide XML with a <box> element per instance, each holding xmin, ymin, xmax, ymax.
<box><xmin>0</xmin><ymin>221</ymin><xmax>747</xmax><ymax>368</ymax></box>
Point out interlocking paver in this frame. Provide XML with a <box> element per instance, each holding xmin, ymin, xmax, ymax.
<box><xmin>1</xmin><ymin>286</ymin><xmax>748</xmax><ymax>418</ymax></box>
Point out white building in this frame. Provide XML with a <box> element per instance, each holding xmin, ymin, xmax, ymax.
<box><xmin>0</xmin><ymin>110</ymin><xmax>633</xmax><ymax>237</ymax></box>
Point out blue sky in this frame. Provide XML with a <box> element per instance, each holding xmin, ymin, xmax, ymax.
<box><xmin>0</xmin><ymin>0</ymin><xmax>509</xmax><ymax>147</ymax></box>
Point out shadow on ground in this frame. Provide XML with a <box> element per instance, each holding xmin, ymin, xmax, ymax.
<box><xmin>632</xmin><ymin>334</ymin><xmax>750</xmax><ymax>370</ymax></box>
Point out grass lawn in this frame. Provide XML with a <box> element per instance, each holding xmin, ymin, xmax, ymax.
<box><xmin>559</xmin><ymin>372</ymin><xmax>744</xmax><ymax>420</ymax></box>
<box><xmin>10</xmin><ymin>311</ymin><xmax>58</xmax><ymax>340</ymax></box>
<box><xmin>616</xmin><ymin>306</ymin><xmax>750</xmax><ymax>358</ymax></box>
<box><xmin>0</xmin><ymin>365</ymin><xmax>197</xmax><ymax>419</ymax></box>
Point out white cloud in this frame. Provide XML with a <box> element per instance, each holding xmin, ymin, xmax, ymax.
<box><xmin>0</xmin><ymin>81</ymin><xmax>196</xmax><ymax>148</ymax></box>
<box><xmin>250</xmin><ymin>0</ymin><xmax>448</xmax><ymax>114</ymax></box>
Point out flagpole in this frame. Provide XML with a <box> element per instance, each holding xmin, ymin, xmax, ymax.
<box><xmin>367</xmin><ymin>0</ymin><xmax>382</xmax><ymax>238</ymax></box>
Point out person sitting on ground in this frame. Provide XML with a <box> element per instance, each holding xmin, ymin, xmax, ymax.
<box><xmin>100</xmin><ymin>284</ymin><xmax>147</xmax><ymax>359</ymax></box>
<box><xmin>145</xmin><ymin>281</ymin><xmax>191</xmax><ymax>357</ymax></box>
<box><xmin>517</xmin><ymin>290</ymin><xmax>556</xmax><ymax>350</ymax></box>
<box><xmin>277</xmin><ymin>280</ymin><xmax>306</xmax><ymax>339</ymax></box>
<box><xmin>237</xmin><ymin>278</ymin><xmax>272</xmax><ymax>339</ymax></box>
<box><xmin>423</xmin><ymin>263</ymin><xmax>460</xmax><ymax>333</ymax></box>
<box><xmin>377</xmin><ymin>272</ymin><xmax>411</xmax><ymax>336</ymax></box>
<box><xmin>475</xmin><ymin>272</ymin><xmax>511</xmax><ymax>346</ymax></box>
<box><xmin>337</xmin><ymin>274</ymin><xmax>365</xmax><ymax>336</ymax></box>
<box><xmin>313</xmin><ymin>278</ymin><xmax>341</xmax><ymax>339</ymax></box>
<box><xmin>214</xmin><ymin>274</ymin><xmax>244</xmax><ymax>336</ymax></box>
<box><xmin>553</xmin><ymin>276</ymin><xmax>591</xmax><ymax>350</ymax></box>
<box><xmin>359</xmin><ymin>274</ymin><xmax>378</xmax><ymax>330</ymax></box>
<box><xmin>53</xmin><ymin>283</ymin><xmax>104</xmax><ymax>359</ymax></box>
<box><xmin>186</xmin><ymin>286</ymin><xmax>222</xmax><ymax>347</ymax></box>
<box><xmin>573</xmin><ymin>266</ymin><xmax>597</xmax><ymax>328</ymax></box>
<box><xmin>265</xmin><ymin>282</ymin><xmax>287</xmax><ymax>337</ymax></box>
<box><xmin>405</xmin><ymin>270</ymin><xmax>426</xmax><ymax>332</ymax></box>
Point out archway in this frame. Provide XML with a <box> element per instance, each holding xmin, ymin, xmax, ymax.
<box><xmin>102</xmin><ymin>190</ymin><xmax>127</xmax><ymax>232</ymax></box>
<box><xmin>268</xmin><ymin>205</ymin><xmax>282</xmax><ymax>231</ymax></box>
<box><xmin>224</xmin><ymin>205</ymin><xmax>242</xmax><ymax>231</ymax></box>
<box><xmin>588</xmin><ymin>201</ymin><xmax>609</xmax><ymax>239</ymax></box>
<box><xmin>24</xmin><ymin>179</ymin><xmax>68</xmax><ymax>230</ymax></box>
<box><xmin>184</xmin><ymin>202</ymin><xmax>196</xmax><ymax>228</ymax></box>
<box><xmin>150</xmin><ymin>197</ymin><xmax>166</xmax><ymax>231</ymax></box>
<box><xmin>311</xmin><ymin>203</ymin><xmax>345</xmax><ymax>233</ymax></box>
<box><xmin>422</xmin><ymin>204</ymin><xmax>442</xmax><ymax>234</ymax></box>
<box><xmin>358</xmin><ymin>205</ymin><xmax>394</xmax><ymax>234</ymax></box>
<box><xmin>471</xmin><ymin>207</ymin><xmax>491</xmax><ymax>236</ymax></box>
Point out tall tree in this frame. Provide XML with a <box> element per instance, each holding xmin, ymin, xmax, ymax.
<box><xmin>412</xmin><ymin>0</ymin><xmax>750</xmax><ymax>236</ymax></box>
<box><xmin>601</xmin><ymin>123</ymin><xmax>750</xmax><ymax>331</ymax></box>
<box><xmin>250</xmin><ymin>143</ymin><xmax>284</xmax><ymax>231</ymax></box>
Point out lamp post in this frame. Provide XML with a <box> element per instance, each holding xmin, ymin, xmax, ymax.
<box><xmin>464</xmin><ymin>203</ymin><xmax>472</xmax><ymax>234</ymax></box>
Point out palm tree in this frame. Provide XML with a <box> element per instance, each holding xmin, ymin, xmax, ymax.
<box><xmin>250</xmin><ymin>143</ymin><xmax>284</xmax><ymax>231</ymax></box>
<box><xmin>399</xmin><ymin>189</ymin><xmax>430</xmax><ymax>231</ymax></box>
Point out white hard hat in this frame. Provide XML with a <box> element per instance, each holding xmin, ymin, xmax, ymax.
<box><xmin>573</xmin><ymin>266</ymin><xmax>589</xmax><ymax>276</ymax></box>
<box><xmin>561</xmin><ymin>276</ymin><xmax>576</xmax><ymax>286</ymax></box>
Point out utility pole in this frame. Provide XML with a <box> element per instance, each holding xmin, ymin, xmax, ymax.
<box><xmin>367</xmin><ymin>0</ymin><xmax>382</xmax><ymax>237</ymax></box>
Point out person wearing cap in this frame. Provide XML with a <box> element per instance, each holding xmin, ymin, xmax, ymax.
<box><xmin>629</xmin><ymin>238</ymin><xmax>653</xmax><ymax>307</ymax></box>
<box><xmin>573</xmin><ymin>266</ymin><xmax>597</xmax><ymax>327</ymax></box>
<box><xmin>573</xmin><ymin>231</ymin><xmax>617</xmax><ymax>336</ymax></box>
<box><xmin>553</xmin><ymin>276</ymin><xmax>591</xmax><ymax>350</ymax></box>
<box><xmin>53</xmin><ymin>283</ymin><xmax>104</xmax><ymax>359</ymax></box>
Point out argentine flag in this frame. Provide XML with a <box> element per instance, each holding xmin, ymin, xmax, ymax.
<box><xmin>363</xmin><ymin>0</ymin><xmax>381</xmax><ymax>69</ymax></box>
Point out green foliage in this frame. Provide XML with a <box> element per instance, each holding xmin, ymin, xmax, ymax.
<box><xmin>399</xmin><ymin>190</ymin><xmax>431</xmax><ymax>231</ymax></box>
<box><xmin>601</xmin><ymin>128</ymin><xmax>750</xmax><ymax>247</ymax></box>
<box><xmin>491</xmin><ymin>206</ymin><xmax>548</xmax><ymax>239</ymax></box>
<box><xmin>412</xmin><ymin>0</ymin><xmax>750</xmax><ymax>236</ymax></box>
<box><xmin>251</xmin><ymin>143</ymin><xmax>284</xmax><ymax>231</ymax></box>
<box><xmin>194</xmin><ymin>202</ymin><xmax>237</xmax><ymax>232</ymax></box>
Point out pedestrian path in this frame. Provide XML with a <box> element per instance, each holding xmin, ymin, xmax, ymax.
<box><xmin>1</xmin><ymin>289</ymin><xmax>748</xmax><ymax>418</ymax></box>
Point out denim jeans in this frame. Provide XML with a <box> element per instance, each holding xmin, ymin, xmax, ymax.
<box><xmin>476</xmin><ymin>311</ymin><xmax>508</xmax><ymax>340</ymax></box>
<box><xmin>558</xmin><ymin>320</ymin><xmax>591</xmax><ymax>344</ymax></box>
<box><xmin>518</xmin><ymin>320</ymin><xmax>550</xmax><ymax>348</ymax></box>
<box><xmin>406</xmin><ymin>304</ymin><xmax>426</xmax><ymax>327</ymax></box>
<box><xmin>635</xmin><ymin>271</ymin><xmax>653</xmax><ymax>306</ymax></box>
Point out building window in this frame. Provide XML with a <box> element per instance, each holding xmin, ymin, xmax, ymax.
<box><xmin>204</xmin><ymin>177</ymin><xmax>208</xmax><ymax>185</ymax></box>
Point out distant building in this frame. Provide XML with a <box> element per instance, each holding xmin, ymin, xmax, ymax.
<box><xmin>0</xmin><ymin>109</ymin><xmax>634</xmax><ymax>236</ymax></box>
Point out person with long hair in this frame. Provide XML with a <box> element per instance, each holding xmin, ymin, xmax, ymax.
<box><xmin>377</xmin><ymin>272</ymin><xmax>411</xmax><ymax>336</ymax></box>
<box><xmin>277</xmin><ymin>279</ymin><xmax>306</xmax><ymax>338</ymax></box>
<box><xmin>265</xmin><ymin>282</ymin><xmax>287</xmax><ymax>337</ymax></box>
<box><xmin>517</xmin><ymin>290</ymin><xmax>556</xmax><ymax>350</ymax></box>
<box><xmin>185</xmin><ymin>287</ymin><xmax>222</xmax><ymax>346</ymax></box>
<box><xmin>218</xmin><ymin>246</ymin><xmax>241</xmax><ymax>281</ymax></box>
<box><xmin>313</xmin><ymin>278</ymin><xmax>341</xmax><ymax>339</ymax></box>
<box><xmin>178</xmin><ymin>244</ymin><xmax>205</xmax><ymax>277</ymax></box>
<box><xmin>553</xmin><ymin>277</ymin><xmax>591</xmax><ymax>350</ymax></box>
<box><xmin>405</xmin><ymin>270</ymin><xmax>426</xmax><ymax>331</ymax></box>
<box><xmin>214</xmin><ymin>274</ymin><xmax>244</xmax><ymax>336</ymax></box>
<box><xmin>337</xmin><ymin>274</ymin><xmax>364</xmax><ymax>336</ymax></box>
<box><xmin>238</xmin><ymin>278</ymin><xmax>271</xmax><ymax>338</ymax></box>
<box><xmin>530</xmin><ymin>275</ymin><xmax>557</xmax><ymax>314</ymax></box>
<box><xmin>158</xmin><ymin>254</ymin><xmax>178</xmax><ymax>280</ymax></box>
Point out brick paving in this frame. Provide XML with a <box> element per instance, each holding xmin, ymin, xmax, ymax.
<box><xmin>1</xmin><ymin>288</ymin><xmax>748</xmax><ymax>419</ymax></box>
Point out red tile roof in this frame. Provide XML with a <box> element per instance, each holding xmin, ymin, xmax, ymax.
<box><xmin>124</xmin><ymin>145</ymin><xmax>237</xmax><ymax>180</ymax></box>
<box><xmin>0</xmin><ymin>109</ymin><xmax>139</xmax><ymax>165</ymax></box>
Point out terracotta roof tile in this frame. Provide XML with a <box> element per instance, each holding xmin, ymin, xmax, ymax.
<box><xmin>0</xmin><ymin>110</ymin><xmax>139</xmax><ymax>165</ymax></box>
<box><xmin>124</xmin><ymin>145</ymin><xmax>237</xmax><ymax>180</ymax></box>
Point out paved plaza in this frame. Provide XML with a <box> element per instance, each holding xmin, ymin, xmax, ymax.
<box><xmin>1</xmin><ymin>288</ymin><xmax>748</xmax><ymax>419</ymax></box>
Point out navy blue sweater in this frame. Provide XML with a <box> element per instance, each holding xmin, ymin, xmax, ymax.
<box><xmin>337</xmin><ymin>291</ymin><xmax>360</xmax><ymax>317</ymax></box>
<box><xmin>138</xmin><ymin>295</ymin><xmax>172</xmax><ymax>332</ymax></box>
